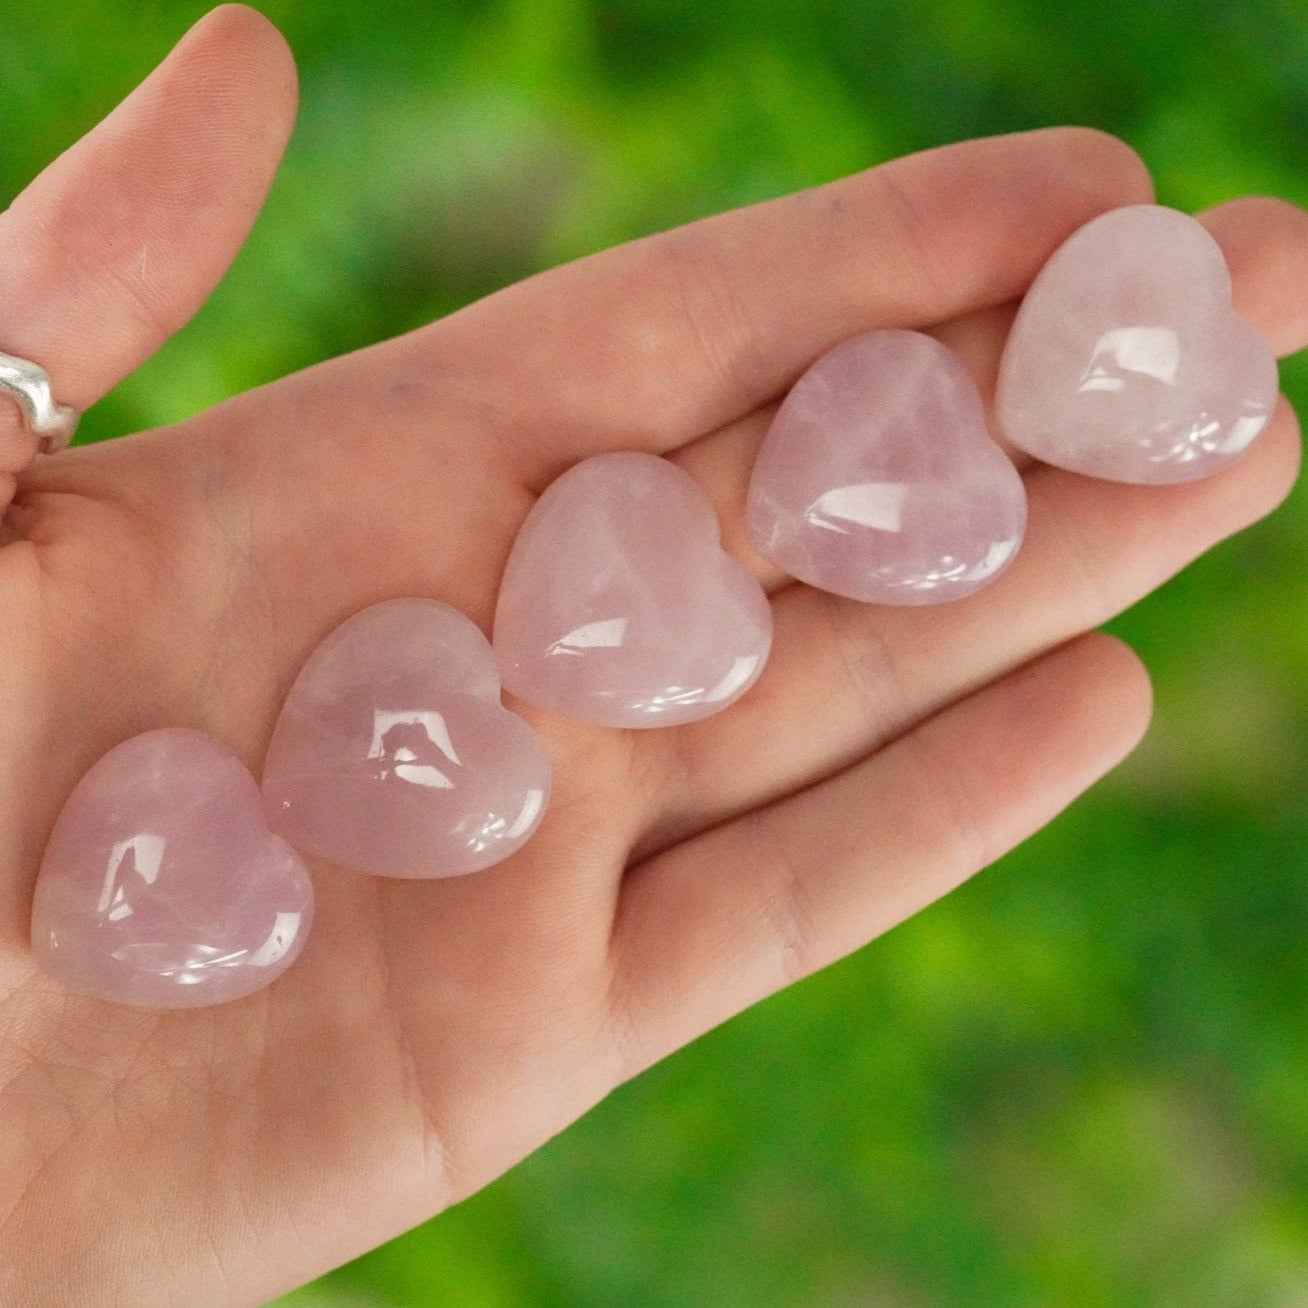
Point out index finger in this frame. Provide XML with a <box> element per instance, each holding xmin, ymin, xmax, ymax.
<box><xmin>427</xmin><ymin>127</ymin><xmax>1154</xmax><ymax>482</ymax></box>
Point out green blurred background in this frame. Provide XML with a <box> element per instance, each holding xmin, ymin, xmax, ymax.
<box><xmin>7</xmin><ymin>1</ymin><xmax>1308</xmax><ymax>1303</ymax></box>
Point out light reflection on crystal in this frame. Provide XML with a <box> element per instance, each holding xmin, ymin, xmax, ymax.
<box><xmin>804</xmin><ymin>482</ymin><xmax>908</xmax><ymax>534</ymax></box>
<box><xmin>97</xmin><ymin>832</ymin><xmax>166</xmax><ymax>917</ymax></box>
<box><xmin>1220</xmin><ymin>411</ymin><xmax>1270</xmax><ymax>454</ymax></box>
<box><xmin>705</xmin><ymin>655</ymin><xmax>763</xmax><ymax>704</ymax></box>
<box><xmin>547</xmin><ymin>618</ymin><xmax>628</xmax><ymax>655</ymax></box>
<box><xmin>247</xmin><ymin>911</ymin><xmax>304</xmax><ymax>967</ymax></box>
<box><xmin>368</xmin><ymin>708</ymin><xmax>461</xmax><ymax>789</ymax></box>
<box><xmin>1078</xmin><ymin>325</ymin><xmax>1181</xmax><ymax>392</ymax></box>
<box><xmin>505</xmin><ymin>788</ymin><xmax>546</xmax><ymax>841</ymax></box>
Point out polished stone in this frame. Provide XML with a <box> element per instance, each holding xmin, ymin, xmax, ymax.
<box><xmin>997</xmin><ymin>204</ymin><xmax>1278</xmax><ymax>483</ymax></box>
<box><xmin>747</xmin><ymin>329</ymin><xmax>1026</xmax><ymax>604</ymax></box>
<box><xmin>31</xmin><ymin>729</ymin><xmax>313</xmax><ymax>1009</ymax></box>
<box><xmin>493</xmin><ymin>451</ymin><xmax>772</xmax><ymax>727</ymax></box>
<box><xmin>263</xmin><ymin>599</ymin><xmax>550</xmax><ymax>878</ymax></box>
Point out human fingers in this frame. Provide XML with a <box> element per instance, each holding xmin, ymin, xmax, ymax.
<box><xmin>1201</xmin><ymin>195</ymin><xmax>1308</xmax><ymax>356</ymax></box>
<box><xmin>631</xmin><ymin>197</ymin><xmax>1308</xmax><ymax>854</ymax></box>
<box><xmin>22</xmin><ymin>128</ymin><xmax>1149</xmax><ymax>656</ymax></box>
<box><xmin>419</xmin><ymin>127</ymin><xmax>1152</xmax><ymax>485</ymax></box>
<box><xmin>608</xmin><ymin>633</ymin><xmax>1151</xmax><ymax>1076</ymax></box>
<box><xmin>0</xmin><ymin>5</ymin><xmax>295</xmax><ymax>478</ymax></box>
<box><xmin>670</xmin><ymin>197</ymin><xmax>1308</xmax><ymax>604</ymax></box>
<box><xmin>636</xmin><ymin>399</ymin><xmax>1297</xmax><ymax>859</ymax></box>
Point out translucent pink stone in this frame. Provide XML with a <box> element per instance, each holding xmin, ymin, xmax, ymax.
<box><xmin>262</xmin><ymin>599</ymin><xmax>550</xmax><ymax>878</ymax></box>
<box><xmin>493</xmin><ymin>451</ymin><xmax>772</xmax><ymax>728</ymax></box>
<box><xmin>746</xmin><ymin>329</ymin><xmax>1026</xmax><ymax>605</ymax></box>
<box><xmin>30</xmin><ymin>729</ymin><xmax>313</xmax><ymax>1009</ymax></box>
<box><xmin>997</xmin><ymin>204</ymin><xmax>1278</xmax><ymax>484</ymax></box>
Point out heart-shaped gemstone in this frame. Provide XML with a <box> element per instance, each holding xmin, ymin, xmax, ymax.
<box><xmin>746</xmin><ymin>329</ymin><xmax>1026</xmax><ymax>605</ymax></box>
<box><xmin>493</xmin><ymin>451</ymin><xmax>772</xmax><ymax>727</ymax></box>
<box><xmin>997</xmin><ymin>204</ymin><xmax>1278</xmax><ymax>483</ymax></box>
<box><xmin>262</xmin><ymin>599</ymin><xmax>550</xmax><ymax>878</ymax></box>
<box><xmin>31</xmin><ymin>729</ymin><xmax>313</xmax><ymax>1009</ymax></box>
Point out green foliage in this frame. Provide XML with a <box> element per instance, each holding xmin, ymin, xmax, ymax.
<box><xmin>7</xmin><ymin>1</ymin><xmax>1308</xmax><ymax>1303</ymax></box>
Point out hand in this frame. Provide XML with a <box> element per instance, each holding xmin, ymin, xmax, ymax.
<box><xmin>2</xmin><ymin>8</ymin><xmax>1306</xmax><ymax>1304</ymax></box>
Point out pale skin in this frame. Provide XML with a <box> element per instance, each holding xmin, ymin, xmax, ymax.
<box><xmin>1</xmin><ymin>8</ymin><xmax>1307</xmax><ymax>1305</ymax></box>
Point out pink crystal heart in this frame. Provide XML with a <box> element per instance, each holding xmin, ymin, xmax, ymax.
<box><xmin>262</xmin><ymin>599</ymin><xmax>550</xmax><ymax>878</ymax></box>
<box><xmin>31</xmin><ymin>729</ymin><xmax>313</xmax><ymax>1009</ymax></box>
<box><xmin>493</xmin><ymin>451</ymin><xmax>773</xmax><ymax>728</ymax></box>
<box><xmin>746</xmin><ymin>329</ymin><xmax>1026</xmax><ymax>605</ymax></box>
<box><xmin>997</xmin><ymin>204</ymin><xmax>1278</xmax><ymax>484</ymax></box>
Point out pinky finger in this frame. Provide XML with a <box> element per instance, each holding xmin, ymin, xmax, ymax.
<box><xmin>606</xmin><ymin>633</ymin><xmax>1153</xmax><ymax>1079</ymax></box>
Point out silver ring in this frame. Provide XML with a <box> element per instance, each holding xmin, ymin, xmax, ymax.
<box><xmin>0</xmin><ymin>350</ymin><xmax>78</xmax><ymax>454</ymax></box>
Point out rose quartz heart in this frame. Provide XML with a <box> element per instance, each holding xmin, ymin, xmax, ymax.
<box><xmin>493</xmin><ymin>451</ymin><xmax>772</xmax><ymax>728</ymax></box>
<box><xmin>997</xmin><ymin>204</ymin><xmax>1278</xmax><ymax>484</ymax></box>
<box><xmin>746</xmin><ymin>329</ymin><xmax>1026</xmax><ymax>605</ymax></box>
<box><xmin>31</xmin><ymin>729</ymin><xmax>313</xmax><ymax>1009</ymax></box>
<box><xmin>262</xmin><ymin>599</ymin><xmax>550</xmax><ymax>878</ymax></box>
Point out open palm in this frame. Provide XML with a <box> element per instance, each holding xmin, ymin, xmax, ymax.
<box><xmin>2</xmin><ymin>10</ymin><xmax>1306</xmax><ymax>1305</ymax></box>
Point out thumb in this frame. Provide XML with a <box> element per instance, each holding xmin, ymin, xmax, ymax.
<box><xmin>0</xmin><ymin>4</ymin><xmax>297</xmax><ymax>479</ymax></box>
